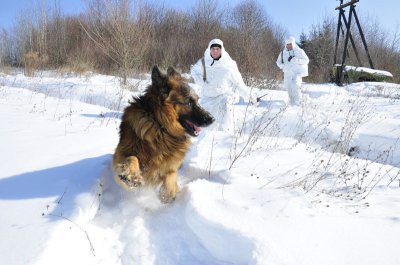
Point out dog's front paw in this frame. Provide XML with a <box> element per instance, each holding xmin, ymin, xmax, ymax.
<box><xmin>115</xmin><ymin>170</ymin><xmax>143</xmax><ymax>191</ymax></box>
<box><xmin>117</xmin><ymin>173</ymin><xmax>143</xmax><ymax>190</ymax></box>
<box><xmin>114</xmin><ymin>161</ymin><xmax>143</xmax><ymax>191</ymax></box>
<box><xmin>158</xmin><ymin>184</ymin><xmax>179</xmax><ymax>203</ymax></box>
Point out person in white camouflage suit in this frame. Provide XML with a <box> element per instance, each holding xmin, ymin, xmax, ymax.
<box><xmin>276</xmin><ymin>36</ymin><xmax>309</xmax><ymax>106</ymax></box>
<box><xmin>191</xmin><ymin>38</ymin><xmax>254</xmax><ymax>132</ymax></box>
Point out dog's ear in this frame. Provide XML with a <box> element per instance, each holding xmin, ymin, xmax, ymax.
<box><xmin>151</xmin><ymin>65</ymin><xmax>163</xmax><ymax>86</ymax></box>
<box><xmin>167</xmin><ymin>66</ymin><xmax>181</xmax><ymax>80</ymax></box>
<box><xmin>151</xmin><ymin>65</ymin><xmax>170</xmax><ymax>97</ymax></box>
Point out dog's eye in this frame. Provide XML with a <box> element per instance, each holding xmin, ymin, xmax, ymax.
<box><xmin>175</xmin><ymin>101</ymin><xmax>192</xmax><ymax>108</ymax></box>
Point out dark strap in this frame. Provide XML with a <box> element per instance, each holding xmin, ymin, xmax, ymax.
<box><xmin>281</xmin><ymin>50</ymin><xmax>284</xmax><ymax>64</ymax></box>
<box><xmin>201</xmin><ymin>57</ymin><xmax>207</xmax><ymax>82</ymax></box>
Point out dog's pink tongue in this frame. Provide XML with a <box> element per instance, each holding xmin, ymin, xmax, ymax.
<box><xmin>186</xmin><ymin>119</ymin><xmax>202</xmax><ymax>135</ymax></box>
<box><xmin>194</xmin><ymin>125</ymin><xmax>202</xmax><ymax>135</ymax></box>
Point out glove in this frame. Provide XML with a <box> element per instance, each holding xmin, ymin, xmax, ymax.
<box><xmin>288</xmin><ymin>55</ymin><xmax>294</xmax><ymax>62</ymax></box>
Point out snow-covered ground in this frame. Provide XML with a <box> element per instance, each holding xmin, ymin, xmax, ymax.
<box><xmin>0</xmin><ymin>70</ymin><xmax>399</xmax><ymax>265</ymax></box>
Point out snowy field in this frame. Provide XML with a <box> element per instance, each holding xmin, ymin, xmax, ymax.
<box><xmin>0</xmin><ymin>70</ymin><xmax>399</xmax><ymax>265</ymax></box>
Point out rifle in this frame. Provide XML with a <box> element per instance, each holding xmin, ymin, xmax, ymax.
<box><xmin>201</xmin><ymin>57</ymin><xmax>206</xmax><ymax>82</ymax></box>
<box><xmin>256</xmin><ymin>92</ymin><xmax>269</xmax><ymax>102</ymax></box>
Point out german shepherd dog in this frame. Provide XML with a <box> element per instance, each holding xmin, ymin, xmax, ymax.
<box><xmin>113</xmin><ymin>66</ymin><xmax>214</xmax><ymax>203</ymax></box>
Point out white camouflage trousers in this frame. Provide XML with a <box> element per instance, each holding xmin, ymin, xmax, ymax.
<box><xmin>284</xmin><ymin>72</ymin><xmax>302</xmax><ymax>106</ymax></box>
<box><xmin>200</xmin><ymin>95</ymin><xmax>235</xmax><ymax>133</ymax></box>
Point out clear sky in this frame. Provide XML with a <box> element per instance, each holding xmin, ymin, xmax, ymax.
<box><xmin>0</xmin><ymin>0</ymin><xmax>399</xmax><ymax>40</ymax></box>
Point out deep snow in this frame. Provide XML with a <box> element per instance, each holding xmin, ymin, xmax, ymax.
<box><xmin>0</xmin><ymin>70</ymin><xmax>399</xmax><ymax>265</ymax></box>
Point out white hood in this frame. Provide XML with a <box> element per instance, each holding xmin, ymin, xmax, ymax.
<box><xmin>203</xmin><ymin>38</ymin><xmax>236</xmax><ymax>68</ymax></box>
<box><xmin>207</xmin><ymin>38</ymin><xmax>224</xmax><ymax>50</ymax></box>
<box><xmin>284</xmin><ymin>36</ymin><xmax>297</xmax><ymax>48</ymax></box>
<box><xmin>190</xmin><ymin>38</ymin><xmax>250</xmax><ymax>102</ymax></box>
<box><xmin>276</xmin><ymin>36</ymin><xmax>309</xmax><ymax>77</ymax></box>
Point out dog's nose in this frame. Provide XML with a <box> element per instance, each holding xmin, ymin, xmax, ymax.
<box><xmin>206</xmin><ymin>113</ymin><xmax>215</xmax><ymax>125</ymax></box>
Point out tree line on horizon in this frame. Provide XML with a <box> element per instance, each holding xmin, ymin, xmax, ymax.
<box><xmin>0</xmin><ymin>0</ymin><xmax>399</xmax><ymax>85</ymax></box>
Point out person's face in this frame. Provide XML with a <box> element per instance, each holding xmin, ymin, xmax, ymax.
<box><xmin>210</xmin><ymin>47</ymin><xmax>221</xmax><ymax>59</ymax></box>
<box><xmin>286</xmin><ymin>43</ymin><xmax>293</xmax><ymax>51</ymax></box>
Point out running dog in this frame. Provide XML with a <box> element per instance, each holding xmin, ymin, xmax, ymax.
<box><xmin>112</xmin><ymin>66</ymin><xmax>214</xmax><ymax>203</ymax></box>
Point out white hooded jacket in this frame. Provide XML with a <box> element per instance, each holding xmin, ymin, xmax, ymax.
<box><xmin>276</xmin><ymin>36</ymin><xmax>309</xmax><ymax>77</ymax></box>
<box><xmin>191</xmin><ymin>39</ymin><xmax>250</xmax><ymax>103</ymax></box>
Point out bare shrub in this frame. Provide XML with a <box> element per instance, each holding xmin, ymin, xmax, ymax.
<box><xmin>286</xmin><ymin>146</ymin><xmax>400</xmax><ymax>202</ymax></box>
<box><xmin>24</xmin><ymin>51</ymin><xmax>40</xmax><ymax>76</ymax></box>
<box><xmin>81</xmin><ymin>0</ymin><xmax>154</xmax><ymax>84</ymax></box>
<box><xmin>0</xmin><ymin>29</ymin><xmax>14</xmax><ymax>67</ymax></box>
<box><xmin>331</xmin><ymin>97</ymin><xmax>372</xmax><ymax>155</ymax></box>
<box><xmin>278</xmin><ymin>93</ymin><xmax>396</xmax><ymax>200</ymax></box>
<box><xmin>149</xmin><ymin>8</ymin><xmax>193</xmax><ymax>71</ymax></box>
<box><xmin>229</xmin><ymin>104</ymin><xmax>287</xmax><ymax>170</ymax></box>
<box><xmin>65</xmin><ymin>56</ymin><xmax>94</xmax><ymax>75</ymax></box>
<box><xmin>300</xmin><ymin>17</ymin><xmax>335</xmax><ymax>83</ymax></box>
<box><xmin>225</xmin><ymin>0</ymin><xmax>282</xmax><ymax>83</ymax></box>
<box><xmin>187</xmin><ymin>0</ymin><xmax>224</xmax><ymax>66</ymax></box>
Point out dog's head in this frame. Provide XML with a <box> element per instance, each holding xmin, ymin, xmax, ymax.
<box><xmin>150</xmin><ymin>65</ymin><xmax>214</xmax><ymax>137</ymax></box>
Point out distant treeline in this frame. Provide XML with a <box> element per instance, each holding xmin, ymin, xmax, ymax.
<box><xmin>0</xmin><ymin>0</ymin><xmax>399</xmax><ymax>84</ymax></box>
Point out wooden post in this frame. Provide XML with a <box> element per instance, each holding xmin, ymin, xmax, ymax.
<box><xmin>333</xmin><ymin>4</ymin><xmax>343</xmax><ymax>64</ymax></box>
<box><xmin>335</xmin><ymin>0</ymin><xmax>360</xmax><ymax>10</ymax></box>
<box><xmin>340</xmin><ymin>10</ymin><xmax>363</xmax><ymax>66</ymax></box>
<box><xmin>338</xmin><ymin>3</ymin><xmax>354</xmax><ymax>85</ymax></box>
<box><xmin>352</xmin><ymin>6</ymin><xmax>375</xmax><ymax>69</ymax></box>
<box><xmin>333</xmin><ymin>0</ymin><xmax>374</xmax><ymax>85</ymax></box>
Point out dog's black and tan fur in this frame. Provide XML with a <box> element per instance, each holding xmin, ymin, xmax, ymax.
<box><xmin>112</xmin><ymin>66</ymin><xmax>214</xmax><ymax>203</ymax></box>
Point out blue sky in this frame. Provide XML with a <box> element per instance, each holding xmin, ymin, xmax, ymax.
<box><xmin>1</xmin><ymin>0</ymin><xmax>399</xmax><ymax>39</ymax></box>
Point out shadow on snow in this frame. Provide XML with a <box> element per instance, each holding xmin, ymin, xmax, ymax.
<box><xmin>0</xmin><ymin>154</ymin><xmax>111</xmax><ymax>217</ymax></box>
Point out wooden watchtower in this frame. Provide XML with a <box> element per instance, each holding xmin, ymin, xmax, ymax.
<box><xmin>333</xmin><ymin>0</ymin><xmax>374</xmax><ymax>85</ymax></box>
